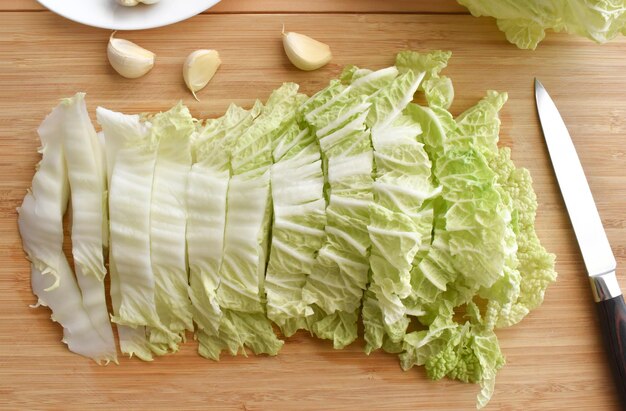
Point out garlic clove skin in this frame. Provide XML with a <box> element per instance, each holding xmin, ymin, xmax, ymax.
<box><xmin>107</xmin><ymin>32</ymin><xmax>155</xmax><ymax>79</ymax></box>
<box><xmin>282</xmin><ymin>29</ymin><xmax>332</xmax><ymax>71</ymax></box>
<box><xmin>183</xmin><ymin>49</ymin><xmax>221</xmax><ymax>101</ymax></box>
<box><xmin>117</xmin><ymin>0</ymin><xmax>160</xmax><ymax>6</ymax></box>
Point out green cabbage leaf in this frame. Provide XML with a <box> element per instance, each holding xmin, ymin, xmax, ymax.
<box><xmin>458</xmin><ymin>0</ymin><xmax>626</xmax><ymax>49</ymax></box>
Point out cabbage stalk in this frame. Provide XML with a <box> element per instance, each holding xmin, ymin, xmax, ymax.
<box><xmin>19</xmin><ymin>101</ymin><xmax>116</xmax><ymax>363</ymax></box>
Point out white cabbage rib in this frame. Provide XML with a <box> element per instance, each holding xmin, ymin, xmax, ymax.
<box><xmin>265</xmin><ymin>125</ymin><xmax>326</xmax><ymax>337</ymax></box>
<box><xmin>19</xmin><ymin>105</ymin><xmax>68</xmax><ymax>291</ymax></box>
<box><xmin>97</xmin><ymin>109</ymin><xmax>153</xmax><ymax>360</ymax></box>
<box><xmin>363</xmin><ymin>69</ymin><xmax>446</xmax><ymax>353</ymax></box>
<box><xmin>105</xmin><ymin>111</ymin><xmax>178</xmax><ymax>345</ymax></box>
<box><xmin>30</xmin><ymin>261</ymin><xmax>116</xmax><ymax>363</ymax></box>
<box><xmin>19</xmin><ymin>102</ymin><xmax>115</xmax><ymax>363</ymax></box>
<box><xmin>215</xmin><ymin>84</ymin><xmax>301</xmax><ymax>357</ymax></box>
<box><xmin>61</xmin><ymin>94</ymin><xmax>117</xmax><ymax>360</ymax></box>
<box><xmin>148</xmin><ymin>104</ymin><xmax>195</xmax><ymax>350</ymax></box>
<box><xmin>97</xmin><ymin>107</ymin><xmax>178</xmax><ymax>358</ymax></box>
<box><xmin>187</xmin><ymin>104</ymin><xmax>259</xmax><ymax>359</ymax></box>
<box><xmin>62</xmin><ymin>94</ymin><xmax>108</xmax><ymax>283</ymax></box>
<box><xmin>218</xmin><ymin>170</ymin><xmax>271</xmax><ymax>311</ymax></box>
<box><xmin>299</xmin><ymin>69</ymin><xmax>402</xmax><ymax>348</ymax></box>
<box><xmin>367</xmin><ymin>71</ymin><xmax>430</xmax><ymax>321</ymax></box>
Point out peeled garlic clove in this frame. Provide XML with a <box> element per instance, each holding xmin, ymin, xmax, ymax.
<box><xmin>282</xmin><ymin>28</ymin><xmax>332</xmax><ymax>71</ymax></box>
<box><xmin>117</xmin><ymin>0</ymin><xmax>160</xmax><ymax>6</ymax></box>
<box><xmin>107</xmin><ymin>32</ymin><xmax>155</xmax><ymax>79</ymax></box>
<box><xmin>183</xmin><ymin>49</ymin><xmax>221</xmax><ymax>100</ymax></box>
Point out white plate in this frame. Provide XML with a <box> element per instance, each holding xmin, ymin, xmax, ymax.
<box><xmin>37</xmin><ymin>0</ymin><xmax>221</xmax><ymax>31</ymax></box>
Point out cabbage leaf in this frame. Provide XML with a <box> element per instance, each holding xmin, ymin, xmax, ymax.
<box><xmin>187</xmin><ymin>102</ymin><xmax>261</xmax><ymax>359</ymax></box>
<box><xmin>61</xmin><ymin>93</ymin><xmax>117</xmax><ymax>360</ymax></box>
<box><xmin>265</xmin><ymin>123</ymin><xmax>326</xmax><ymax>337</ymax></box>
<box><xmin>19</xmin><ymin>101</ymin><xmax>116</xmax><ymax>363</ymax></box>
<box><xmin>301</xmin><ymin>68</ymin><xmax>399</xmax><ymax>348</ymax></box>
<box><xmin>22</xmin><ymin>51</ymin><xmax>558</xmax><ymax>409</ymax></box>
<box><xmin>458</xmin><ymin>0</ymin><xmax>626</xmax><ymax>49</ymax></box>
<box><xmin>148</xmin><ymin>103</ymin><xmax>196</xmax><ymax>350</ymax></box>
<box><xmin>98</xmin><ymin>106</ymin><xmax>179</xmax><ymax>357</ymax></box>
<box><xmin>215</xmin><ymin>84</ymin><xmax>304</xmax><ymax>357</ymax></box>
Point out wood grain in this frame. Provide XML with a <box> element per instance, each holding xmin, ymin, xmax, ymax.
<box><xmin>209</xmin><ymin>0</ymin><xmax>468</xmax><ymax>14</ymax></box>
<box><xmin>1</xmin><ymin>11</ymin><xmax>626</xmax><ymax>411</ymax></box>
<box><xmin>2</xmin><ymin>0</ymin><xmax>468</xmax><ymax>13</ymax></box>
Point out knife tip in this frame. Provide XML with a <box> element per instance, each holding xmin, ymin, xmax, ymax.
<box><xmin>534</xmin><ymin>78</ymin><xmax>544</xmax><ymax>92</ymax></box>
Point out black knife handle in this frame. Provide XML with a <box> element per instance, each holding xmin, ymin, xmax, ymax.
<box><xmin>594</xmin><ymin>272</ymin><xmax>626</xmax><ymax>405</ymax></box>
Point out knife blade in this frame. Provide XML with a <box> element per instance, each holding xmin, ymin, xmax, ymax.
<box><xmin>535</xmin><ymin>79</ymin><xmax>616</xmax><ymax>279</ymax></box>
<box><xmin>535</xmin><ymin>78</ymin><xmax>626</xmax><ymax>403</ymax></box>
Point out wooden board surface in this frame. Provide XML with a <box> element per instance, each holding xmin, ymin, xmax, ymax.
<box><xmin>1</xmin><ymin>9</ymin><xmax>626</xmax><ymax>411</ymax></box>
<box><xmin>1</xmin><ymin>0</ymin><xmax>468</xmax><ymax>13</ymax></box>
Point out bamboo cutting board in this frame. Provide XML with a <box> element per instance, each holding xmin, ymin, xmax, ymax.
<box><xmin>1</xmin><ymin>9</ymin><xmax>626</xmax><ymax>411</ymax></box>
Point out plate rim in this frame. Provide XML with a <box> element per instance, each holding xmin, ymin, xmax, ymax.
<box><xmin>37</xmin><ymin>0</ymin><xmax>222</xmax><ymax>31</ymax></box>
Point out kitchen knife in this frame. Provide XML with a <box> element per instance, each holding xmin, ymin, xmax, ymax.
<box><xmin>535</xmin><ymin>79</ymin><xmax>626</xmax><ymax>403</ymax></box>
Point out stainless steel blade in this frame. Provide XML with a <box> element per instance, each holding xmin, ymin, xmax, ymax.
<box><xmin>535</xmin><ymin>79</ymin><xmax>616</xmax><ymax>277</ymax></box>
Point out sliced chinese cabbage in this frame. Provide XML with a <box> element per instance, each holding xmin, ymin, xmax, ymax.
<box><xmin>482</xmin><ymin>148</ymin><xmax>558</xmax><ymax>328</ymax></box>
<box><xmin>61</xmin><ymin>94</ymin><xmax>108</xmax><ymax>284</ymax></box>
<box><xmin>434</xmin><ymin>91</ymin><xmax>516</xmax><ymax>293</ymax></box>
<box><xmin>457</xmin><ymin>0</ymin><xmax>626</xmax><ymax>50</ymax></box>
<box><xmin>400</xmin><ymin>311</ymin><xmax>505</xmax><ymax>410</ymax></box>
<box><xmin>18</xmin><ymin>102</ymin><xmax>115</xmax><ymax>363</ymax></box>
<box><xmin>301</xmin><ymin>66</ymin><xmax>398</xmax><ymax>127</ymax></box>
<box><xmin>30</xmin><ymin>261</ymin><xmax>118</xmax><ymax>363</ymax></box>
<box><xmin>435</xmin><ymin>148</ymin><xmax>508</xmax><ymax>289</ymax></box>
<box><xmin>148</xmin><ymin>103</ymin><xmax>195</xmax><ymax>350</ymax></box>
<box><xmin>395</xmin><ymin>50</ymin><xmax>451</xmax><ymax>79</ymax></box>
<box><xmin>395</xmin><ymin>50</ymin><xmax>455</xmax><ymax>141</ymax></box>
<box><xmin>187</xmin><ymin>102</ymin><xmax>261</xmax><ymax>360</ymax></box>
<box><xmin>446</xmin><ymin>90</ymin><xmax>507</xmax><ymax>154</ymax></box>
<box><xmin>60</xmin><ymin>93</ymin><xmax>117</xmax><ymax>360</ymax></box>
<box><xmin>187</xmin><ymin>109</ymin><xmax>234</xmax><ymax>360</ymax></box>
<box><xmin>301</xmin><ymin>67</ymin><xmax>399</xmax><ymax>348</ymax></box>
<box><xmin>399</xmin><ymin>81</ymin><xmax>555</xmax><ymax>408</ymax></box>
<box><xmin>216</xmin><ymin>84</ymin><xmax>303</xmax><ymax>357</ymax></box>
<box><xmin>21</xmin><ymin>51</ymin><xmax>558</xmax><ymax>408</ymax></box>
<box><xmin>399</xmin><ymin>99</ymin><xmax>511</xmax><ymax>409</ymax></box>
<box><xmin>19</xmin><ymin>105</ymin><xmax>68</xmax><ymax>292</ymax></box>
<box><xmin>97</xmin><ymin>107</ymin><xmax>155</xmax><ymax>360</ymax></box>
<box><xmin>364</xmin><ymin>68</ymin><xmax>445</xmax><ymax>353</ymax></box>
<box><xmin>98</xmin><ymin>106</ymin><xmax>179</xmax><ymax>357</ymax></box>
<box><xmin>357</xmin><ymin>51</ymin><xmax>453</xmax><ymax>354</ymax></box>
<box><xmin>265</xmin><ymin>122</ymin><xmax>326</xmax><ymax>337</ymax></box>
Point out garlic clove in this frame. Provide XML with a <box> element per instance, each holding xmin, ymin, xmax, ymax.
<box><xmin>117</xmin><ymin>0</ymin><xmax>140</xmax><ymax>5</ymax></box>
<box><xmin>107</xmin><ymin>32</ymin><xmax>155</xmax><ymax>79</ymax></box>
<box><xmin>117</xmin><ymin>0</ymin><xmax>160</xmax><ymax>6</ymax></box>
<box><xmin>282</xmin><ymin>27</ymin><xmax>332</xmax><ymax>71</ymax></box>
<box><xmin>183</xmin><ymin>49</ymin><xmax>221</xmax><ymax>101</ymax></box>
